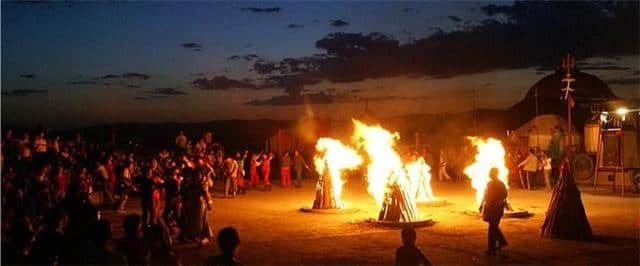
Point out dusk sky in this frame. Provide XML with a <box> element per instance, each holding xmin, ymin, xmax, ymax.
<box><xmin>2</xmin><ymin>1</ymin><xmax>638</xmax><ymax>128</ymax></box>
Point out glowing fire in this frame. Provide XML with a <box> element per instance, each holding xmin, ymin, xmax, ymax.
<box><xmin>313</xmin><ymin>138</ymin><xmax>363</xmax><ymax>208</ymax></box>
<box><xmin>405</xmin><ymin>157</ymin><xmax>435</xmax><ymax>202</ymax></box>
<box><xmin>352</xmin><ymin>120</ymin><xmax>434</xmax><ymax>221</ymax></box>
<box><xmin>463</xmin><ymin>137</ymin><xmax>509</xmax><ymax>206</ymax></box>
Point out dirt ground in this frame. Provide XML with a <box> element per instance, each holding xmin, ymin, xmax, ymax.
<box><xmin>106</xmin><ymin>178</ymin><xmax>639</xmax><ymax>265</ymax></box>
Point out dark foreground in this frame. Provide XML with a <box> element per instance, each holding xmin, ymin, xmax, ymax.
<box><xmin>105</xmin><ymin>180</ymin><xmax>639</xmax><ymax>265</ymax></box>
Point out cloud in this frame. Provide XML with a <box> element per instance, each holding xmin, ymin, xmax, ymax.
<box><xmin>447</xmin><ymin>16</ymin><xmax>462</xmax><ymax>22</ymax></box>
<box><xmin>2</xmin><ymin>89</ymin><xmax>47</xmax><ymax>96</ymax></box>
<box><xmin>246</xmin><ymin>92</ymin><xmax>430</xmax><ymax>106</ymax></box>
<box><xmin>133</xmin><ymin>96</ymin><xmax>147</xmax><ymax>101</ymax></box>
<box><xmin>605</xmin><ymin>77</ymin><xmax>640</xmax><ymax>85</ymax></box>
<box><xmin>67</xmin><ymin>80</ymin><xmax>98</xmax><ymax>85</ymax></box>
<box><xmin>19</xmin><ymin>74</ymin><xmax>37</xmax><ymax>79</ymax></box>
<box><xmin>400</xmin><ymin>8</ymin><xmax>419</xmax><ymax>13</ymax></box>
<box><xmin>122</xmin><ymin>72</ymin><xmax>151</xmax><ymax>80</ymax></box>
<box><xmin>329</xmin><ymin>19</ymin><xmax>349</xmax><ymax>27</ymax></box>
<box><xmin>240</xmin><ymin>7</ymin><xmax>281</xmax><ymax>13</ymax></box>
<box><xmin>145</xmin><ymin>88</ymin><xmax>188</xmax><ymax>96</ymax></box>
<box><xmin>227</xmin><ymin>54</ymin><xmax>259</xmax><ymax>61</ymax></box>
<box><xmin>181</xmin><ymin>42</ymin><xmax>202</xmax><ymax>49</ymax></box>
<box><xmin>192</xmin><ymin>76</ymin><xmax>257</xmax><ymax>90</ymax></box>
<box><xmin>126</xmin><ymin>84</ymin><xmax>141</xmax><ymax>88</ymax></box>
<box><xmin>288</xmin><ymin>24</ymin><xmax>304</xmax><ymax>29</ymax></box>
<box><xmin>96</xmin><ymin>74</ymin><xmax>120</xmax><ymax>79</ymax></box>
<box><xmin>249</xmin><ymin>1</ymin><xmax>638</xmax><ymax>90</ymax></box>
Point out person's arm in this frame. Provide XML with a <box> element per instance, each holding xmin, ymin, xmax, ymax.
<box><xmin>420</xmin><ymin>252</ymin><xmax>432</xmax><ymax>266</ymax></box>
<box><xmin>517</xmin><ymin>156</ymin><xmax>528</xmax><ymax>168</ymax></box>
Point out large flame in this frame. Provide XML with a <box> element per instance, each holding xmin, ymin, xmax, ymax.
<box><xmin>405</xmin><ymin>157</ymin><xmax>435</xmax><ymax>202</ymax></box>
<box><xmin>313</xmin><ymin>138</ymin><xmax>363</xmax><ymax>208</ymax></box>
<box><xmin>352</xmin><ymin>120</ymin><xmax>434</xmax><ymax>221</ymax></box>
<box><xmin>463</xmin><ymin>137</ymin><xmax>509</xmax><ymax>206</ymax></box>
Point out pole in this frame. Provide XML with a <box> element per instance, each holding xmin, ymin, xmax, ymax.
<box><xmin>535</xmin><ymin>86</ymin><xmax>539</xmax><ymax>148</ymax></box>
<box><xmin>568</xmin><ymin>94</ymin><xmax>572</xmax><ymax>149</ymax></box>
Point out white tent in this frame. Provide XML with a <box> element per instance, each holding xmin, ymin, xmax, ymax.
<box><xmin>512</xmin><ymin>114</ymin><xmax>582</xmax><ymax>150</ymax></box>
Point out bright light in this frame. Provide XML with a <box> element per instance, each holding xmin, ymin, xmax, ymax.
<box><xmin>616</xmin><ymin>107</ymin><xmax>628</xmax><ymax>121</ymax></box>
<box><xmin>463</xmin><ymin>137</ymin><xmax>509</xmax><ymax>206</ymax></box>
<box><xmin>600</xmin><ymin>112</ymin><xmax>608</xmax><ymax>124</ymax></box>
<box><xmin>313</xmin><ymin>138</ymin><xmax>363</xmax><ymax>208</ymax></box>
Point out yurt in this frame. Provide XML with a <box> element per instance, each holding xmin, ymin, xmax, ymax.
<box><xmin>512</xmin><ymin>114</ymin><xmax>582</xmax><ymax>150</ymax></box>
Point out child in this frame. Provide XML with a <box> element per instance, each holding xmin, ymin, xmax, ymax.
<box><xmin>396</xmin><ymin>228</ymin><xmax>431</xmax><ymax>266</ymax></box>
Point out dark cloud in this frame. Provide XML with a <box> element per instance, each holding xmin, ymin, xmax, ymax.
<box><xmin>246</xmin><ymin>92</ymin><xmax>430</xmax><ymax>106</ymax></box>
<box><xmin>240</xmin><ymin>7</ymin><xmax>281</xmax><ymax>13</ymax></box>
<box><xmin>181</xmin><ymin>42</ymin><xmax>202</xmax><ymax>49</ymax></box>
<box><xmin>145</xmin><ymin>88</ymin><xmax>188</xmax><ymax>96</ymax></box>
<box><xmin>447</xmin><ymin>16</ymin><xmax>462</xmax><ymax>22</ymax></box>
<box><xmin>122</xmin><ymin>72</ymin><xmax>151</xmax><ymax>80</ymax></box>
<box><xmin>96</xmin><ymin>74</ymin><xmax>120</xmax><ymax>80</ymax></box>
<box><xmin>19</xmin><ymin>73</ymin><xmax>37</xmax><ymax>79</ymax></box>
<box><xmin>577</xmin><ymin>62</ymin><xmax>630</xmax><ymax>71</ymax></box>
<box><xmin>227</xmin><ymin>54</ymin><xmax>259</xmax><ymax>61</ymax></box>
<box><xmin>189</xmin><ymin>72</ymin><xmax>205</xmax><ymax>77</ymax></box>
<box><xmin>400</xmin><ymin>8</ymin><xmax>419</xmax><ymax>13</ymax></box>
<box><xmin>329</xmin><ymin>19</ymin><xmax>349</xmax><ymax>27</ymax></box>
<box><xmin>605</xmin><ymin>77</ymin><xmax>640</xmax><ymax>85</ymax></box>
<box><xmin>67</xmin><ymin>80</ymin><xmax>98</xmax><ymax>85</ymax></box>
<box><xmin>2</xmin><ymin>89</ymin><xmax>47</xmax><ymax>96</ymax></box>
<box><xmin>248</xmin><ymin>1</ymin><xmax>638</xmax><ymax>92</ymax></box>
<box><xmin>192</xmin><ymin>76</ymin><xmax>257</xmax><ymax>90</ymax></box>
<box><xmin>287</xmin><ymin>24</ymin><xmax>304</xmax><ymax>29</ymax></box>
<box><xmin>133</xmin><ymin>96</ymin><xmax>147</xmax><ymax>101</ymax></box>
<box><xmin>126</xmin><ymin>84</ymin><xmax>141</xmax><ymax>88</ymax></box>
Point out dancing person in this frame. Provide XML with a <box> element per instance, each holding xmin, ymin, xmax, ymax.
<box><xmin>395</xmin><ymin>228</ymin><xmax>431</xmax><ymax>266</ymax></box>
<box><xmin>261</xmin><ymin>153</ymin><xmax>273</xmax><ymax>191</ymax></box>
<box><xmin>280</xmin><ymin>152</ymin><xmax>292</xmax><ymax>188</ymax></box>
<box><xmin>164</xmin><ymin>167</ymin><xmax>182</xmax><ymax>229</ymax></box>
<box><xmin>223</xmin><ymin>156</ymin><xmax>239</xmax><ymax>198</ymax></box>
<box><xmin>293</xmin><ymin>150</ymin><xmax>310</xmax><ymax>188</ymax></box>
<box><xmin>248</xmin><ymin>153</ymin><xmax>262</xmax><ymax>188</ymax></box>
<box><xmin>438</xmin><ymin>150</ymin><xmax>452</xmax><ymax>181</ymax></box>
<box><xmin>175</xmin><ymin>130</ymin><xmax>188</xmax><ymax>153</ymax></box>
<box><xmin>235</xmin><ymin>151</ymin><xmax>248</xmax><ymax>194</ymax></box>
<box><xmin>117</xmin><ymin>161</ymin><xmax>135</xmax><ymax>213</ymax></box>
<box><xmin>479</xmin><ymin>168</ymin><xmax>508</xmax><ymax>256</ymax></box>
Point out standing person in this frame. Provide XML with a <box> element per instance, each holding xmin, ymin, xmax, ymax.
<box><xmin>180</xmin><ymin>156</ymin><xmax>212</xmax><ymax>243</ymax></box>
<box><xmin>223</xmin><ymin>156</ymin><xmax>238</xmax><ymax>198</ymax></box>
<box><xmin>261</xmin><ymin>153</ymin><xmax>273</xmax><ymax>191</ymax></box>
<box><xmin>438</xmin><ymin>150</ymin><xmax>452</xmax><ymax>181</ymax></box>
<box><xmin>518</xmin><ymin>148</ymin><xmax>539</xmax><ymax>190</ymax></box>
<box><xmin>541</xmin><ymin>152</ymin><xmax>553</xmax><ymax>190</ymax></box>
<box><xmin>33</xmin><ymin>132</ymin><xmax>48</xmax><ymax>168</ymax></box>
<box><xmin>235</xmin><ymin>151</ymin><xmax>248</xmax><ymax>194</ymax></box>
<box><xmin>395</xmin><ymin>228</ymin><xmax>431</xmax><ymax>266</ymax></box>
<box><xmin>480</xmin><ymin>168</ymin><xmax>508</xmax><ymax>256</ymax></box>
<box><xmin>164</xmin><ymin>168</ymin><xmax>182</xmax><ymax>229</ymax></box>
<box><xmin>117</xmin><ymin>161</ymin><xmax>135</xmax><ymax>213</ymax></box>
<box><xmin>105</xmin><ymin>156</ymin><xmax>117</xmax><ymax>208</ymax></box>
<box><xmin>175</xmin><ymin>130</ymin><xmax>188</xmax><ymax>154</ymax></box>
<box><xmin>248</xmin><ymin>153</ymin><xmax>262</xmax><ymax>188</ymax></box>
<box><xmin>293</xmin><ymin>150</ymin><xmax>310</xmax><ymax>188</ymax></box>
<box><xmin>141</xmin><ymin>159</ymin><xmax>160</xmax><ymax>225</ymax></box>
<box><xmin>116</xmin><ymin>214</ymin><xmax>148</xmax><ymax>266</ymax></box>
<box><xmin>94</xmin><ymin>161</ymin><xmax>110</xmax><ymax>209</ymax></box>
<box><xmin>280</xmin><ymin>152</ymin><xmax>292</xmax><ymax>188</ymax></box>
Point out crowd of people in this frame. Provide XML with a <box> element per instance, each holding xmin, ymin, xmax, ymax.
<box><xmin>1</xmin><ymin>128</ymin><xmax>311</xmax><ymax>265</ymax></box>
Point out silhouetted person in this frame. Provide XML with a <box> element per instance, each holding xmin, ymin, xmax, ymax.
<box><xmin>395</xmin><ymin>228</ymin><xmax>431</xmax><ymax>266</ymax></box>
<box><xmin>28</xmin><ymin>209</ymin><xmax>67</xmax><ymax>265</ymax></box>
<box><xmin>480</xmin><ymin>168</ymin><xmax>508</xmax><ymax>256</ymax></box>
<box><xmin>116</xmin><ymin>214</ymin><xmax>149</xmax><ymax>265</ymax></box>
<box><xmin>205</xmin><ymin>227</ymin><xmax>240</xmax><ymax>266</ymax></box>
<box><xmin>89</xmin><ymin>219</ymin><xmax>126</xmax><ymax>265</ymax></box>
<box><xmin>146</xmin><ymin>224</ymin><xmax>181</xmax><ymax>266</ymax></box>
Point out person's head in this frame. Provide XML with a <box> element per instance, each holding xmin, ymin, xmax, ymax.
<box><xmin>123</xmin><ymin>214</ymin><xmax>141</xmax><ymax>238</ymax></box>
<box><xmin>529</xmin><ymin>148</ymin><xmax>535</xmax><ymax>154</ymax></box>
<box><xmin>217</xmin><ymin>227</ymin><xmax>240</xmax><ymax>255</ymax></box>
<box><xmin>294</xmin><ymin>150</ymin><xmax>299</xmax><ymax>156</ymax></box>
<box><xmin>235</xmin><ymin>151</ymin><xmax>241</xmax><ymax>159</ymax></box>
<box><xmin>401</xmin><ymin>228</ymin><xmax>417</xmax><ymax>247</ymax></box>
<box><xmin>489</xmin><ymin>167</ymin><xmax>499</xmax><ymax>181</ymax></box>
<box><xmin>179</xmin><ymin>130</ymin><xmax>184</xmax><ymax>136</ymax></box>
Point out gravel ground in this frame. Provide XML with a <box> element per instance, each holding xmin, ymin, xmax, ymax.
<box><xmin>104</xmin><ymin>178</ymin><xmax>639</xmax><ymax>265</ymax></box>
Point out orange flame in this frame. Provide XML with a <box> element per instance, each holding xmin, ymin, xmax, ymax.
<box><xmin>313</xmin><ymin>138</ymin><xmax>363</xmax><ymax>208</ymax></box>
<box><xmin>463</xmin><ymin>137</ymin><xmax>509</xmax><ymax>206</ymax></box>
<box><xmin>352</xmin><ymin>120</ymin><xmax>434</xmax><ymax>220</ymax></box>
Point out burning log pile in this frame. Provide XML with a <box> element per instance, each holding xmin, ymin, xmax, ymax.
<box><xmin>310</xmin><ymin>138</ymin><xmax>362</xmax><ymax>210</ymax></box>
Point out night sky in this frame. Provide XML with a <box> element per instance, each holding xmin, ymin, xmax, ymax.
<box><xmin>2</xmin><ymin>1</ymin><xmax>638</xmax><ymax>128</ymax></box>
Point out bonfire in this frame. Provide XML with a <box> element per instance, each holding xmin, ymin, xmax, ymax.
<box><xmin>352</xmin><ymin>120</ymin><xmax>434</xmax><ymax>223</ymax></box>
<box><xmin>311</xmin><ymin>138</ymin><xmax>362</xmax><ymax>209</ymax></box>
<box><xmin>463</xmin><ymin>137</ymin><xmax>510</xmax><ymax>206</ymax></box>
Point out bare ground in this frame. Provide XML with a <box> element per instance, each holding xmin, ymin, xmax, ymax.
<box><xmin>104</xmin><ymin>178</ymin><xmax>640</xmax><ymax>265</ymax></box>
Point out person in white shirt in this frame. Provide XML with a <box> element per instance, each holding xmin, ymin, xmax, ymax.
<box><xmin>518</xmin><ymin>148</ymin><xmax>539</xmax><ymax>190</ymax></box>
<box><xmin>541</xmin><ymin>152</ymin><xmax>553</xmax><ymax>190</ymax></box>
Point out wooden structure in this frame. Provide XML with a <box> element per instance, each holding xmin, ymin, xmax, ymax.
<box><xmin>312</xmin><ymin>161</ymin><xmax>342</xmax><ymax>209</ymax></box>
<box><xmin>541</xmin><ymin>158</ymin><xmax>592</xmax><ymax>240</ymax></box>
<box><xmin>378</xmin><ymin>182</ymin><xmax>418</xmax><ymax>222</ymax></box>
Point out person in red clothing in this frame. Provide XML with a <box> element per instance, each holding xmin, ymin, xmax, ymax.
<box><xmin>248</xmin><ymin>153</ymin><xmax>262</xmax><ymax>188</ymax></box>
<box><xmin>261</xmin><ymin>153</ymin><xmax>273</xmax><ymax>191</ymax></box>
<box><xmin>280</xmin><ymin>152</ymin><xmax>292</xmax><ymax>188</ymax></box>
<box><xmin>105</xmin><ymin>155</ymin><xmax>117</xmax><ymax>207</ymax></box>
<box><xmin>54</xmin><ymin>165</ymin><xmax>68</xmax><ymax>201</ymax></box>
